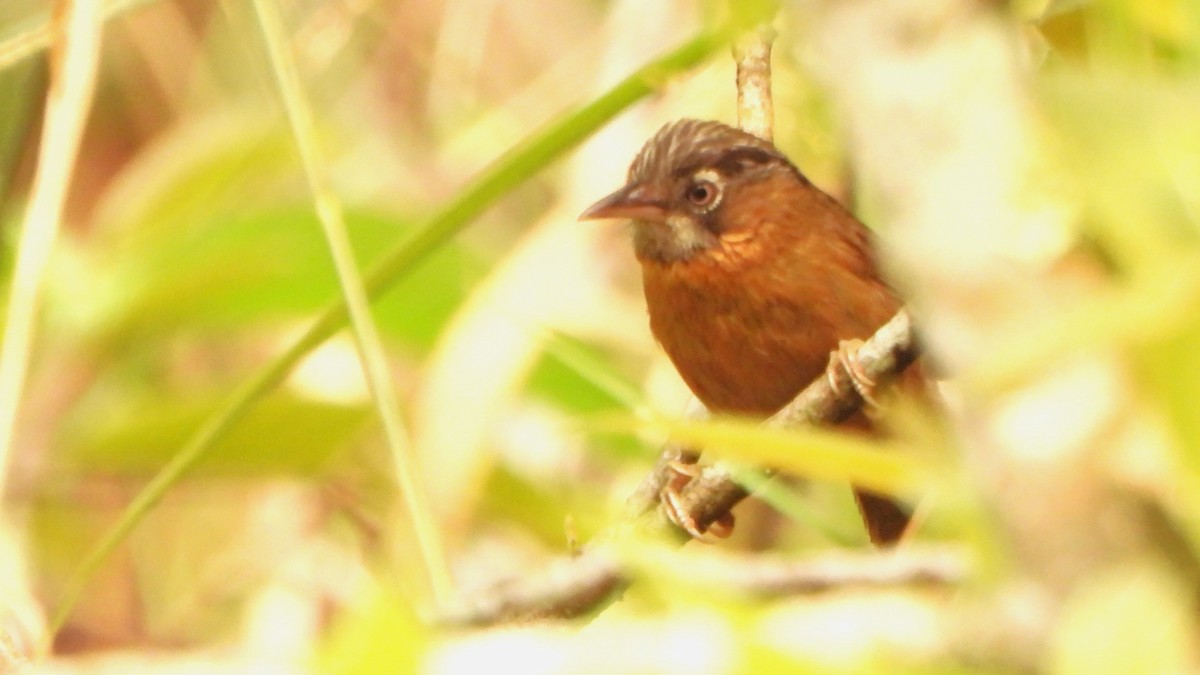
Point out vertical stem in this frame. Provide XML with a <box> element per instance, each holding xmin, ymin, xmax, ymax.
<box><xmin>0</xmin><ymin>0</ymin><xmax>102</xmax><ymax>498</ymax></box>
<box><xmin>250</xmin><ymin>0</ymin><xmax>452</xmax><ymax>608</ymax></box>
<box><xmin>734</xmin><ymin>26</ymin><xmax>776</xmax><ymax>141</ymax></box>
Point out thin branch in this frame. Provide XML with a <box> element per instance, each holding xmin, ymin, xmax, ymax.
<box><xmin>438</xmin><ymin>553</ymin><xmax>626</xmax><ymax>627</ymax></box>
<box><xmin>441</xmin><ymin>543</ymin><xmax>964</xmax><ymax>628</ymax></box>
<box><xmin>439</xmin><ymin>308</ymin><xmax>924</xmax><ymax>626</ymax></box>
<box><xmin>734</xmin><ymin>26</ymin><xmax>775</xmax><ymax>141</ymax></box>
<box><xmin>644</xmin><ymin>546</ymin><xmax>966</xmax><ymax>596</ymax></box>
<box><xmin>628</xmin><ymin>310</ymin><xmax>920</xmax><ymax>542</ymax></box>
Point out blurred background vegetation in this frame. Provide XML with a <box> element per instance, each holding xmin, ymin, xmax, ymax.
<box><xmin>2</xmin><ymin>0</ymin><xmax>1200</xmax><ymax>672</ymax></box>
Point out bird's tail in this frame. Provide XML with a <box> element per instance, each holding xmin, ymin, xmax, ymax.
<box><xmin>853</xmin><ymin>488</ymin><xmax>911</xmax><ymax>546</ymax></box>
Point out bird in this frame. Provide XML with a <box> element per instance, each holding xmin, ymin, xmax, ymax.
<box><xmin>579</xmin><ymin>118</ymin><xmax>923</xmax><ymax>546</ymax></box>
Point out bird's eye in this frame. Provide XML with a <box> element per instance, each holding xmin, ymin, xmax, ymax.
<box><xmin>686</xmin><ymin>181</ymin><xmax>718</xmax><ymax>207</ymax></box>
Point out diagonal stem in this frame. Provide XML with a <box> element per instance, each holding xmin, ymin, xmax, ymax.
<box><xmin>250</xmin><ymin>0</ymin><xmax>452</xmax><ymax>607</ymax></box>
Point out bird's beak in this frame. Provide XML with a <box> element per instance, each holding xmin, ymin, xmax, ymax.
<box><xmin>579</xmin><ymin>183</ymin><xmax>668</xmax><ymax>222</ymax></box>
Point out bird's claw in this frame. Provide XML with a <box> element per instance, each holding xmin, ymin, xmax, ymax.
<box><xmin>660</xmin><ymin>459</ymin><xmax>734</xmax><ymax>540</ymax></box>
<box><xmin>826</xmin><ymin>339</ymin><xmax>879</xmax><ymax>409</ymax></box>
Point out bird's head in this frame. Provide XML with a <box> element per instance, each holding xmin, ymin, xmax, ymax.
<box><xmin>580</xmin><ymin>119</ymin><xmax>804</xmax><ymax>264</ymax></box>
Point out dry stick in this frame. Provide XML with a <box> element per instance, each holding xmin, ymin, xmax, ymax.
<box><xmin>734</xmin><ymin>26</ymin><xmax>776</xmax><ymax>142</ymax></box>
<box><xmin>440</xmin><ymin>310</ymin><xmax>927</xmax><ymax>626</ymax></box>
<box><xmin>626</xmin><ymin>311</ymin><xmax>920</xmax><ymax>544</ymax></box>
<box><xmin>658</xmin><ymin>311</ymin><xmax>920</xmax><ymax>535</ymax></box>
<box><xmin>644</xmin><ymin>545</ymin><xmax>965</xmax><ymax>596</ymax></box>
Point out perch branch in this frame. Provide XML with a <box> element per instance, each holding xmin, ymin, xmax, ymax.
<box><xmin>628</xmin><ymin>310</ymin><xmax>920</xmax><ymax>538</ymax></box>
<box><xmin>439</xmin><ymin>309</ymin><xmax>925</xmax><ymax>626</ymax></box>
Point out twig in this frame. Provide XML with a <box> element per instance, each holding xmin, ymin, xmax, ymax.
<box><xmin>439</xmin><ymin>544</ymin><xmax>963</xmax><ymax>628</ymax></box>
<box><xmin>772</xmin><ymin>310</ymin><xmax>918</xmax><ymax>429</ymax></box>
<box><xmin>643</xmin><ymin>546</ymin><xmax>965</xmax><ymax>596</ymax></box>
<box><xmin>734</xmin><ymin>26</ymin><xmax>775</xmax><ymax>141</ymax></box>
<box><xmin>438</xmin><ymin>552</ymin><xmax>625</xmax><ymax>627</ymax></box>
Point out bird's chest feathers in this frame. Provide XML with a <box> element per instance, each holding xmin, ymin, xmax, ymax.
<box><xmin>639</xmin><ymin>234</ymin><xmax>837</xmax><ymax>414</ymax></box>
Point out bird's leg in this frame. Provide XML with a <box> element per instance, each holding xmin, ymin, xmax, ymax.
<box><xmin>659</xmin><ymin>454</ymin><xmax>735</xmax><ymax>540</ymax></box>
<box><xmin>827</xmin><ymin>339</ymin><xmax>880</xmax><ymax>409</ymax></box>
<box><xmin>660</xmin><ymin>453</ymin><xmax>703</xmax><ymax>538</ymax></box>
<box><xmin>652</xmin><ymin>399</ymin><xmax>734</xmax><ymax>540</ymax></box>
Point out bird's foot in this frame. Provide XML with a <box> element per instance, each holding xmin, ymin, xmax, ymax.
<box><xmin>827</xmin><ymin>339</ymin><xmax>879</xmax><ymax>409</ymax></box>
<box><xmin>660</xmin><ymin>458</ymin><xmax>734</xmax><ymax>540</ymax></box>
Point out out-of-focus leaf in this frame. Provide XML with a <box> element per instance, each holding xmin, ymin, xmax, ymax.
<box><xmin>530</xmin><ymin>337</ymin><xmax>641</xmax><ymax>414</ymax></box>
<box><xmin>0</xmin><ymin>58</ymin><xmax>39</xmax><ymax>198</ymax></box>
<box><xmin>478</xmin><ymin>465</ymin><xmax>606</xmax><ymax>545</ymax></box>
<box><xmin>62</xmin><ymin>392</ymin><xmax>371</xmax><ymax>476</ymax></box>
<box><xmin>50</xmin><ymin>30</ymin><xmax>733</xmax><ymax>635</ymax></box>
<box><xmin>966</xmin><ymin>254</ymin><xmax>1200</xmax><ymax>393</ymax></box>
<box><xmin>1050</xmin><ymin>562</ymin><xmax>1196</xmax><ymax>675</ymax></box>
<box><xmin>701</xmin><ymin>0</ymin><xmax>779</xmax><ymax>33</ymax></box>
<box><xmin>80</xmin><ymin>205</ymin><xmax>481</xmax><ymax>350</ymax></box>
<box><xmin>1036</xmin><ymin>0</ymin><xmax>1200</xmax><ymax>65</ymax></box>
<box><xmin>90</xmin><ymin>113</ymin><xmax>298</xmax><ymax>241</ymax></box>
<box><xmin>1134</xmin><ymin>308</ymin><xmax>1200</xmax><ymax>472</ymax></box>
<box><xmin>1037</xmin><ymin>4</ymin><xmax>1089</xmax><ymax>58</ymax></box>
<box><xmin>1100</xmin><ymin>0</ymin><xmax>1200</xmax><ymax>60</ymax></box>
<box><xmin>1039</xmin><ymin>73</ymin><xmax>1200</xmax><ymax>273</ymax></box>
<box><xmin>65</xmin><ymin>112</ymin><xmax>481</xmax><ymax>349</ymax></box>
<box><xmin>319</xmin><ymin>587</ymin><xmax>425</xmax><ymax>675</ymax></box>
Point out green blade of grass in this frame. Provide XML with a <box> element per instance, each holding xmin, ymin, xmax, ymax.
<box><xmin>249</xmin><ymin>0</ymin><xmax>450</xmax><ymax>606</ymax></box>
<box><xmin>589</xmin><ymin>413</ymin><xmax>934</xmax><ymax>498</ymax></box>
<box><xmin>48</xmin><ymin>26</ymin><xmax>731</xmax><ymax>636</ymax></box>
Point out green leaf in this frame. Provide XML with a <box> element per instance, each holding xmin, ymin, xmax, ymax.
<box><xmin>84</xmin><ymin>205</ymin><xmax>480</xmax><ymax>349</ymax></box>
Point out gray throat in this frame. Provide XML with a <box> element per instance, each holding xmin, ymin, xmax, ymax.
<box><xmin>631</xmin><ymin>217</ymin><xmax>718</xmax><ymax>265</ymax></box>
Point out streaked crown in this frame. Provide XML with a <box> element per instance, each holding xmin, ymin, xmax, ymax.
<box><xmin>627</xmin><ymin>119</ymin><xmax>797</xmax><ymax>184</ymax></box>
